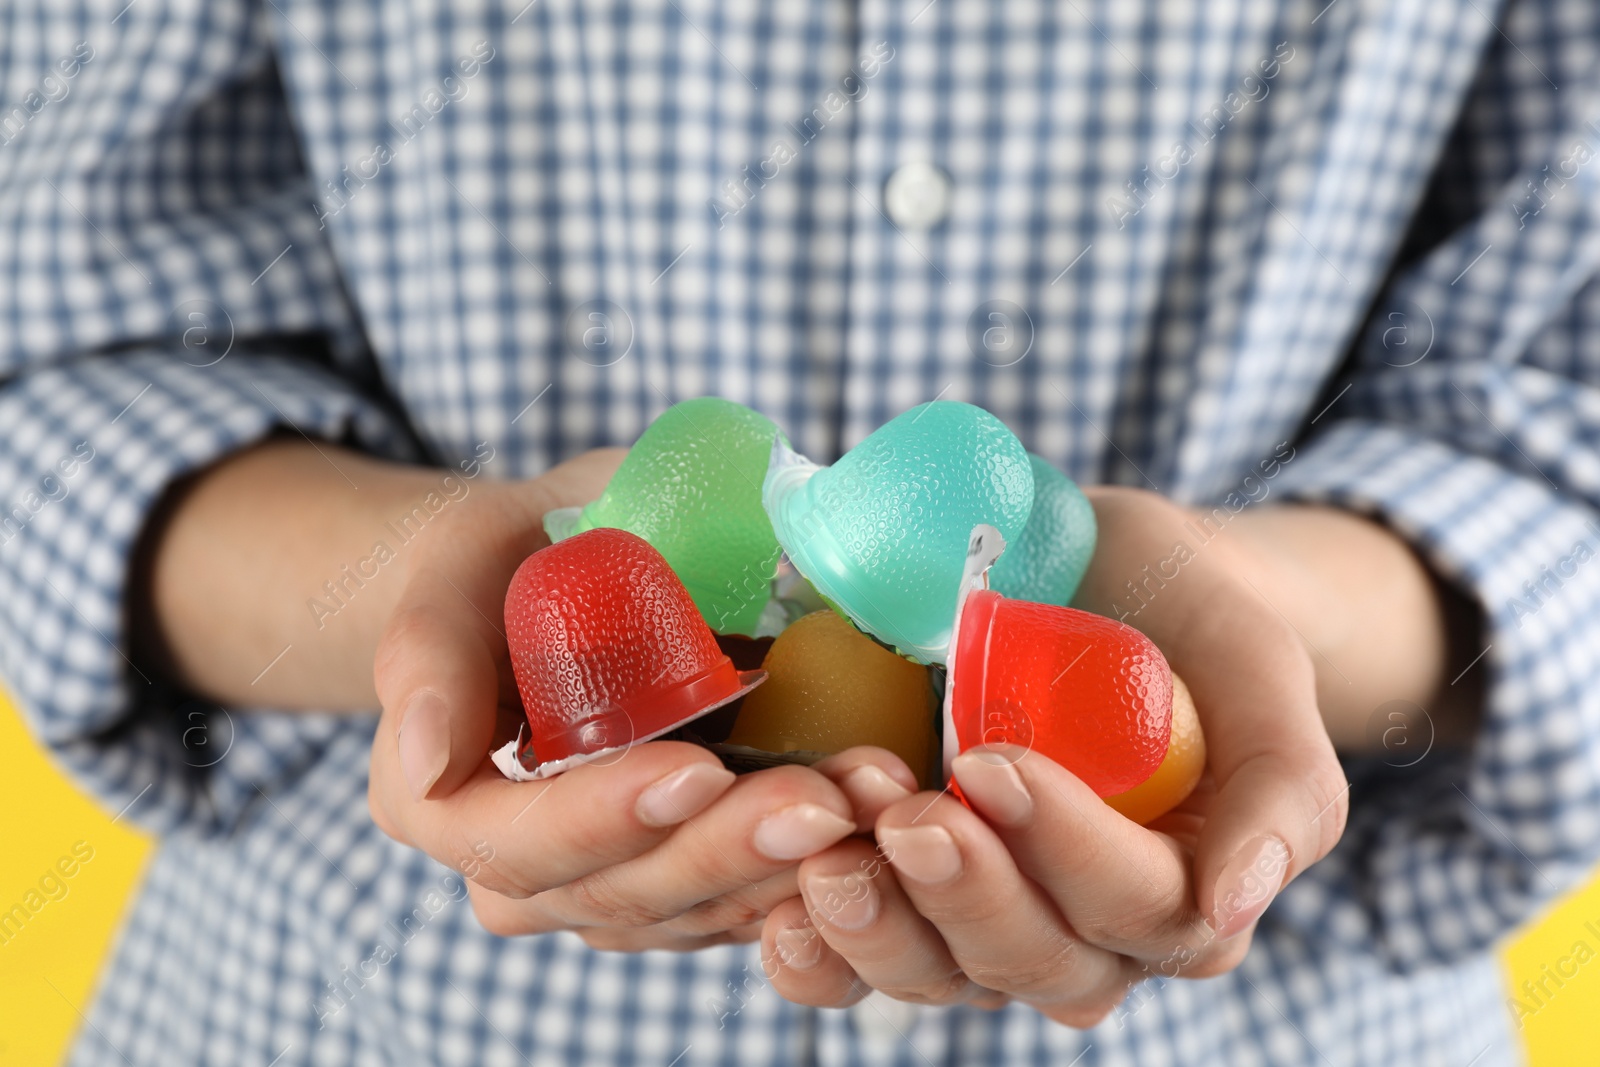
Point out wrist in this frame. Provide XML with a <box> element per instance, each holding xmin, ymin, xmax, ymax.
<box><xmin>1221</xmin><ymin>504</ymin><xmax>1481</xmax><ymax>750</ymax></box>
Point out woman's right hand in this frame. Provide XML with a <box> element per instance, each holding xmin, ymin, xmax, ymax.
<box><xmin>146</xmin><ymin>437</ymin><xmax>900</xmax><ymax>950</ymax></box>
<box><xmin>362</xmin><ymin>450</ymin><xmax>915</xmax><ymax>950</ymax></box>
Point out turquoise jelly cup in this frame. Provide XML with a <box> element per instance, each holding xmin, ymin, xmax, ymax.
<box><xmin>989</xmin><ymin>453</ymin><xmax>1097</xmax><ymax>607</ymax></box>
<box><xmin>762</xmin><ymin>400</ymin><xmax>1034</xmax><ymax>664</ymax></box>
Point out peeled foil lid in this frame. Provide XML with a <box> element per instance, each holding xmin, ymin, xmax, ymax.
<box><xmin>941</xmin><ymin>524</ymin><xmax>1007</xmax><ymax>782</ymax></box>
<box><xmin>490</xmin><ymin>668</ymin><xmax>766</xmax><ymax>781</ymax></box>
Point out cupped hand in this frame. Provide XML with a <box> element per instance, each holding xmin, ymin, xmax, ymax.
<box><xmin>366</xmin><ymin>447</ymin><xmax>913</xmax><ymax>950</ymax></box>
<box><xmin>758</xmin><ymin>485</ymin><xmax>1351</xmax><ymax>1023</ymax></box>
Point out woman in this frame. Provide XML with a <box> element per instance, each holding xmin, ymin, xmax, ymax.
<box><xmin>2</xmin><ymin>1</ymin><xmax>1596</xmax><ymax>1063</ymax></box>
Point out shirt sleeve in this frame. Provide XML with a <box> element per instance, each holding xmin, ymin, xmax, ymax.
<box><xmin>1267</xmin><ymin>8</ymin><xmax>1600</xmax><ymax>971</ymax></box>
<box><xmin>0</xmin><ymin>7</ymin><xmax>416</xmax><ymax>832</ymax></box>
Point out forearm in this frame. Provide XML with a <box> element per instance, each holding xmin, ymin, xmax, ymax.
<box><xmin>139</xmin><ymin>438</ymin><xmax>524</xmax><ymax>710</ymax></box>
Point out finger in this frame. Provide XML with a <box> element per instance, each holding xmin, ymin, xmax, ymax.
<box><xmin>469</xmin><ymin>876</ymin><xmax>768</xmax><ymax>948</ymax></box>
<box><xmin>1192</xmin><ymin>750</ymin><xmax>1337</xmax><ymax>944</ymax></box>
<box><xmin>874</xmin><ymin>794</ymin><xmax>1141</xmax><ymax>1024</ymax></box>
<box><xmin>371</xmin><ymin>446</ymin><xmax>628</xmax><ymax>804</ymax></box>
<box><xmin>797</xmin><ymin>837</ymin><xmax>981</xmax><ymax>1007</ymax></box>
<box><xmin>1181</xmin><ymin>636</ymin><xmax>1347</xmax><ymax>946</ymax></box>
<box><xmin>530</xmin><ymin>764</ymin><xmax>857</xmax><ymax>928</ymax></box>
<box><xmin>760</xmin><ymin>897</ymin><xmax>868</xmax><ymax>1008</ymax></box>
<box><xmin>654</xmin><ymin>869</ymin><xmax>800</xmax><ymax>938</ymax></box>
<box><xmin>810</xmin><ymin>747</ymin><xmax>918</xmax><ymax>831</ymax></box>
<box><xmin>1072</xmin><ymin>503</ymin><xmax>1348</xmax><ymax>957</ymax></box>
<box><xmin>578</xmin><ymin>921</ymin><xmax>763</xmax><ymax>953</ymax></box>
<box><xmin>376</xmin><ymin>740</ymin><xmax>737</xmax><ymax>898</ymax></box>
<box><xmin>534</xmin><ymin>447</ymin><xmax>629</xmax><ymax>511</ymax></box>
<box><xmin>950</xmin><ymin>745</ymin><xmax>1206</xmax><ymax>960</ymax></box>
<box><xmin>375</xmin><ymin>569</ymin><xmax>507</xmax><ymax>802</ymax></box>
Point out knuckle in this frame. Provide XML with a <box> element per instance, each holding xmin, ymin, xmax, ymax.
<box><xmin>579</xmin><ymin>928</ymin><xmax>665</xmax><ymax>952</ymax></box>
<box><xmin>372</xmin><ymin>609</ymin><xmax>434</xmax><ymax>687</ymax></box>
<box><xmin>469</xmin><ymin>887</ymin><xmax>538</xmax><ymax>938</ymax></box>
<box><xmin>565</xmin><ymin>871</ymin><xmax>674</xmax><ymax>927</ymax></box>
<box><xmin>1039</xmin><ymin>976</ymin><xmax>1139</xmax><ymax>1030</ymax></box>
<box><xmin>672</xmin><ymin>896</ymin><xmax>767</xmax><ymax>936</ymax></box>
<box><xmin>911</xmin><ymin>886</ymin><xmax>1009</xmax><ymax>928</ymax></box>
<box><xmin>1307</xmin><ymin>768</ymin><xmax>1350</xmax><ymax>859</ymax></box>
<box><xmin>1181</xmin><ymin>931</ymin><xmax>1253</xmax><ymax>978</ymax></box>
<box><xmin>1047</xmin><ymin>998</ymin><xmax>1119</xmax><ymax>1030</ymax></box>
<box><xmin>739</xmin><ymin>766</ymin><xmax>836</xmax><ymax>810</ymax></box>
<box><xmin>367</xmin><ymin>777</ymin><xmax>406</xmax><ymax>845</ymax></box>
<box><xmin>432</xmin><ymin>816</ymin><xmax>529</xmax><ymax>901</ymax></box>
<box><xmin>963</xmin><ymin>938</ymin><xmax>1081</xmax><ymax>1000</ymax></box>
<box><xmin>877</xmin><ymin>969</ymin><xmax>973</xmax><ymax>1007</ymax></box>
<box><xmin>1074</xmin><ymin>890</ymin><xmax>1186</xmax><ymax>948</ymax></box>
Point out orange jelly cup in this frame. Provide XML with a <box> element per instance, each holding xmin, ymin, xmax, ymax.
<box><xmin>1104</xmin><ymin>671</ymin><xmax>1206</xmax><ymax>825</ymax></box>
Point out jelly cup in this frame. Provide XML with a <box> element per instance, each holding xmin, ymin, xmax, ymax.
<box><xmin>492</xmin><ymin>527</ymin><xmax>765</xmax><ymax>780</ymax></box>
<box><xmin>989</xmin><ymin>453</ymin><xmax>1097</xmax><ymax>607</ymax></box>
<box><xmin>1105</xmin><ymin>671</ymin><xmax>1206</xmax><ymax>825</ymax></box>
<box><xmin>763</xmin><ymin>400</ymin><xmax>1034</xmax><ymax>663</ymax></box>
<box><xmin>547</xmin><ymin>397</ymin><xmax>787</xmax><ymax>637</ymax></box>
<box><xmin>943</xmin><ymin>527</ymin><xmax>1172</xmax><ymax>796</ymax></box>
<box><xmin>720</xmin><ymin>610</ymin><xmax>939</xmax><ymax>786</ymax></box>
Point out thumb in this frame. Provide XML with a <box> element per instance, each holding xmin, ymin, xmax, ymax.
<box><xmin>1193</xmin><ymin>751</ymin><xmax>1346</xmax><ymax>943</ymax></box>
<box><xmin>375</xmin><ymin>567</ymin><xmax>509</xmax><ymax>801</ymax></box>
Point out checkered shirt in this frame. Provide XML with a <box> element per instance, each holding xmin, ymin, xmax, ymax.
<box><xmin>3</xmin><ymin>0</ymin><xmax>1599</xmax><ymax>1063</ymax></box>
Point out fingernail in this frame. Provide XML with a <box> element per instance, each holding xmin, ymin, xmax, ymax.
<box><xmin>1212</xmin><ymin>835</ymin><xmax>1291</xmax><ymax>941</ymax></box>
<box><xmin>878</xmin><ymin>825</ymin><xmax>963</xmax><ymax>886</ymax></box>
<box><xmin>398</xmin><ymin>690</ymin><xmax>450</xmax><ymax>801</ymax></box>
<box><xmin>636</xmin><ymin>763</ymin><xmax>737</xmax><ymax>827</ymax></box>
<box><xmin>840</xmin><ymin>766</ymin><xmax>912</xmax><ymax>826</ymax></box>
<box><xmin>753</xmin><ymin>804</ymin><xmax>856</xmax><ymax>861</ymax></box>
<box><xmin>952</xmin><ymin>750</ymin><xmax>1033</xmax><ymax>826</ymax></box>
<box><xmin>805</xmin><ymin>872</ymin><xmax>880</xmax><ymax>931</ymax></box>
<box><xmin>774</xmin><ymin>922</ymin><xmax>824</xmax><ymax>970</ymax></box>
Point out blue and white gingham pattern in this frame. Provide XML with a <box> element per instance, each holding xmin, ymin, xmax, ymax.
<box><xmin>3</xmin><ymin>0</ymin><xmax>1599</xmax><ymax>1063</ymax></box>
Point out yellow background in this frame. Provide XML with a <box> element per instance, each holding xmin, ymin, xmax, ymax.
<box><xmin>1</xmin><ymin>690</ymin><xmax>1596</xmax><ymax>1065</ymax></box>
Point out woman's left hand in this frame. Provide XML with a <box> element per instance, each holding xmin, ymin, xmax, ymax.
<box><xmin>758</xmin><ymin>486</ymin><xmax>1358</xmax><ymax>1025</ymax></box>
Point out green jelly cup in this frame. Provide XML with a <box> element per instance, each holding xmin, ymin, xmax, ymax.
<box><xmin>560</xmin><ymin>397</ymin><xmax>787</xmax><ymax>636</ymax></box>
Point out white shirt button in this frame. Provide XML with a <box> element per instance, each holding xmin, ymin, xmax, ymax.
<box><xmin>883</xmin><ymin>162</ymin><xmax>953</xmax><ymax>229</ymax></box>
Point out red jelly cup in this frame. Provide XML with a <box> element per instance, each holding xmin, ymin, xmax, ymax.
<box><xmin>497</xmin><ymin>527</ymin><xmax>765</xmax><ymax>778</ymax></box>
<box><xmin>947</xmin><ymin>588</ymin><xmax>1172</xmax><ymax>797</ymax></box>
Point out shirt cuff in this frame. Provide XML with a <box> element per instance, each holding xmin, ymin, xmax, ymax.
<box><xmin>1266</xmin><ymin>419</ymin><xmax>1600</xmax><ymax>970</ymax></box>
<box><xmin>0</xmin><ymin>348</ymin><xmax>416</xmax><ymax>833</ymax></box>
